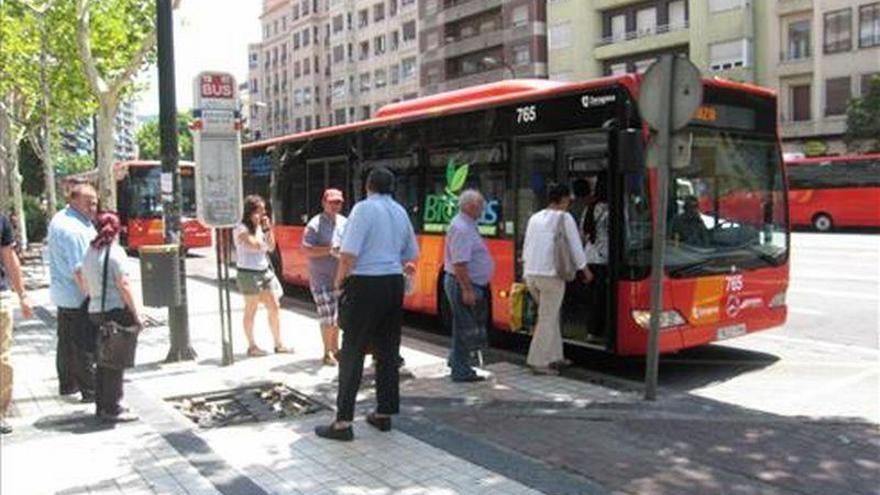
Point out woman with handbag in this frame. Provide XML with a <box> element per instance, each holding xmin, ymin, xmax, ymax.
<box><xmin>522</xmin><ymin>184</ymin><xmax>591</xmax><ymax>375</ymax></box>
<box><xmin>78</xmin><ymin>212</ymin><xmax>141</xmax><ymax>423</ymax></box>
<box><xmin>234</xmin><ymin>195</ymin><xmax>290</xmax><ymax>357</ymax></box>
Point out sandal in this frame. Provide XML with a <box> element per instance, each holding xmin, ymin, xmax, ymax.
<box><xmin>247</xmin><ymin>346</ymin><xmax>268</xmax><ymax>357</ymax></box>
<box><xmin>529</xmin><ymin>366</ymin><xmax>560</xmax><ymax>376</ymax></box>
<box><xmin>549</xmin><ymin>359</ymin><xmax>573</xmax><ymax>370</ymax></box>
<box><xmin>274</xmin><ymin>346</ymin><xmax>292</xmax><ymax>354</ymax></box>
<box><xmin>323</xmin><ymin>353</ymin><xmax>338</xmax><ymax>367</ymax></box>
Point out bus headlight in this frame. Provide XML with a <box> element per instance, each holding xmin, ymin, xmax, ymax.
<box><xmin>768</xmin><ymin>292</ymin><xmax>786</xmax><ymax>308</ymax></box>
<box><xmin>631</xmin><ymin>310</ymin><xmax>687</xmax><ymax>330</ymax></box>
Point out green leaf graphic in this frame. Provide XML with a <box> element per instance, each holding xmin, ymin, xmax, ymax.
<box><xmin>449</xmin><ymin>164</ymin><xmax>469</xmax><ymax>193</ymax></box>
<box><xmin>446</xmin><ymin>159</ymin><xmax>457</xmax><ymax>186</ymax></box>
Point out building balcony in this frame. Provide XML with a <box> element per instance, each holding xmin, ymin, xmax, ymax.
<box><xmin>777</xmin><ymin>54</ymin><xmax>813</xmax><ymax>77</ymax></box>
<box><xmin>422</xmin><ymin>30</ymin><xmax>504</xmax><ymax>63</ymax></box>
<box><xmin>777</xmin><ymin>0</ymin><xmax>813</xmax><ymax>16</ymax></box>
<box><xmin>594</xmin><ymin>23</ymin><xmax>689</xmax><ymax>60</ymax></box>
<box><xmin>421</xmin><ymin>0</ymin><xmax>502</xmax><ymax>31</ymax></box>
<box><xmin>781</xmin><ymin>117</ymin><xmax>846</xmax><ymax>139</ymax></box>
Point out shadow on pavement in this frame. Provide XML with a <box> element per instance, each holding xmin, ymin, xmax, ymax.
<box><xmin>32</xmin><ymin>413</ymin><xmax>115</xmax><ymax>435</ymax></box>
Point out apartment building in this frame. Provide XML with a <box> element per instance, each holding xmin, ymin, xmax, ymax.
<box><xmin>62</xmin><ymin>99</ymin><xmax>138</xmax><ymax>161</ymax></box>
<box><xmin>326</xmin><ymin>0</ymin><xmax>420</xmax><ymax>125</ymax></box>
<box><xmin>548</xmin><ymin>0</ymin><xmax>768</xmax><ymax>83</ymax></box>
<box><xmin>248</xmin><ymin>0</ymin><xmax>419</xmax><ymax>138</ymax></box>
<box><xmin>765</xmin><ymin>1</ymin><xmax>879</xmax><ymax>154</ymax></box>
<box><xmin>418</xmin><ymin>0</ymin><xmax>549</xmax><ymax>96</ymax></box>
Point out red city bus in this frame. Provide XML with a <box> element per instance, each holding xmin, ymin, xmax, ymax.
<box><xmin>113</xmin><ymin>161</ymin><xmax>211</xmax><ymax>251</ymax></box>
<box><xmin>785</xmin><ymin>154</ymin><xmax>880</xmax><ymax>231</ymax></box>
<box><xmin>243</xmin><ymin>75</ymin><xmax>789</xmax><ymax>355</ymax></box>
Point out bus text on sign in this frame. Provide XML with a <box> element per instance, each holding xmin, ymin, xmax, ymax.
<box><xmin>200</xmin><ymin>74</ymin><xmax>234</xmax><ymax>99</ymax></box>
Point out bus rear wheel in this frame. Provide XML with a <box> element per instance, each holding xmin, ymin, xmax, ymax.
<box><xmin>812</xmin><ymin>213</ymin><xmax>833</xmax><ymax>232</ymax></box>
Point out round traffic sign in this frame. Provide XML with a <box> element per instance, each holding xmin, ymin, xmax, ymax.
<box><xmin>638</xmin><ymin>55</ymin><xmax>703</xmax><ymax>132</ymax></box>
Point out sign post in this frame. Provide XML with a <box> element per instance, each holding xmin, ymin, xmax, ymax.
<box><xmin>157</xmin><ymin>0</ymin><xmax>196</xmax><ymax>362</ymax></box>
<box><xmin>192</xmin><ymin>71</ymin><xmax>243</xmax><ymax>366</ymax></box>
<box><xmin>637</xmin><ymin>54</ymin><xmax>703</xmax><ymax>400</ymax></box>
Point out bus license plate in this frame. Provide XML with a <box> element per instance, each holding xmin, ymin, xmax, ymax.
<box><xmin>716</xmin><ymin>323</ymin><xmax>747</xmax><ymax>340</ymax></box>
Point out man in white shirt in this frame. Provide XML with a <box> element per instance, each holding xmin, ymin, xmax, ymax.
<box><xmin>522</xmin><ymin>183</ymin><xmax>591</xmax><ymax>375</ymax></box>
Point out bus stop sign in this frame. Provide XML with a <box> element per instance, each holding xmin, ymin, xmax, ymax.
<box><xmin>192</xmin><ymin>72</ymin><xmax>243</xmax><ymax>228</ymax></box>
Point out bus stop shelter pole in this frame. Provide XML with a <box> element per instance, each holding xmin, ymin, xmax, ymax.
<box><xmin>157</xmin><ymin>0</ymin><xmax>196</xmax><ymax>362</ymax></box>
<box><xmin>644</xmin><ymin>55</ymin><xmax>675</xmax><ymax>401</ymax></box>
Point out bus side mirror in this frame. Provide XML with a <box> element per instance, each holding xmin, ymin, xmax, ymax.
<box><xmin>618</xmin><ymin>129</ymin><xmax>645</xmax><ymax>173</ymax></box>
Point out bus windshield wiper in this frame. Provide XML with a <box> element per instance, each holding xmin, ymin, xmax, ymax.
<box><xmin>667</xmin><ymin>258</ymin><xmax>727</xmax><ymax>277</ymax></box>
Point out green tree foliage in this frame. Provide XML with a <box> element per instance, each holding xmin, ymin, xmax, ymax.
<box><xmin>136</xmin><ymin>113</ymin><xmax>194</xmax><ymax>161</ymax></box>
<box><xmin>845</xmin><ymin>75</ymin><xmax>880</xmax><ymax>153</ymax></box>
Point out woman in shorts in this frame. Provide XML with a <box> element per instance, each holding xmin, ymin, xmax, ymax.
<box><xmin>234</xmin><ymin>195</ymin><xmax>290</xmax><ymax>357</ymax></box>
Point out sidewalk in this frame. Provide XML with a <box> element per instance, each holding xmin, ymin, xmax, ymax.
<box><xmin>2</xmin><ymin>256</ymin><xmax>878</xmax><ymax>495</ymax></box>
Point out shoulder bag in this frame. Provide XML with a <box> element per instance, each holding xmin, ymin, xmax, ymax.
<box><xmin>96</xmin><ymin>246</ymin><xmax>140</xmax><ymax>370</ymax></box>
<box><xmin>554</xmin><ymin>212</ymin><xmax>578</xmax><ymax>282</ymax></box>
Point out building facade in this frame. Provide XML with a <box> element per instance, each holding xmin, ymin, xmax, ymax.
<box><xmin>61</xmin><ymin>99</ymin><xmax>138</xmax><ymax>161</ymax></box>
<box><xmin>764</xmin><ymin>0</ymin><xmax>879</xmax><ymax>154</ymax></box>
<box><xmin>248</xmin><ymin>0</ymin><xmax>420</xmax><ymax>138</ymax></box>
<box><xmin>547</xmin><ymin>0</ymin><xmax>880</xmax><ymax>155</ymax></box>
<box><xmin>418</xmin><ymin>0</ymin><xmax>549</xmax><ymax>95</ymax></box>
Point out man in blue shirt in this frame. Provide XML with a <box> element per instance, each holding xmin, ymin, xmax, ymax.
<box><xmin>443</xmin><ymin>189</ymin><xmax>495</xmax><ymax>382</ymax></box>
<box><xmin>315</xmin><ymin>167</ymin><xmax>419</xmax><ymax>441</ymax></box>
<box><xmin>47</xmin><ymin>182</ymin><xmax>98</xmax><ymax>401</ymax></box>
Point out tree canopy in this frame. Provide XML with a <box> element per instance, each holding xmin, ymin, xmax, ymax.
<box><xmin>845</xmin><ymin>75</ymin><xmax>880</xmax><ymax>153</ymax></box>
<box><xmin>136</xmin><ymin>113</ymin><xmax>194</xmax><ymax>161</ymax></box>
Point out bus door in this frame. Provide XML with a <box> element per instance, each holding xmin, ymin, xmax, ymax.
<box><xmin>514</xmin><ymin>139</ymin><xmax>560</xmax><ymax>276</ymax></box>
<box><xmin>561</xmin><ymin>132</ymin><xmax>612</xmax><ymax>349</ymax></box>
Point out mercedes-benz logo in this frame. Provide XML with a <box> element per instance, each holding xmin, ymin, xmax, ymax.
<box><xmin>725</xmin><ymin>295</ymin><xmax>741</xmax><ymax>318</ymax></box>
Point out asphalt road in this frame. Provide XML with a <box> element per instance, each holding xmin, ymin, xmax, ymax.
<box><xmin>181</xmin><ymin>231</ymin><xmax>879</xmax><ymax>423</ymax></box>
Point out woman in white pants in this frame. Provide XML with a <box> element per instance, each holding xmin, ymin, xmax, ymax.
<box><xmin>522</xmin><ymin>183</ymin><xmax>591</xmax><ymax>375</ymax></box>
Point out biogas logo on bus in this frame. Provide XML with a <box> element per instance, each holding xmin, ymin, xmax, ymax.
<box><xmin>423</xmin><ymin>158</ymin><xmax>500</xmax><ymax>235</ymax></box>
<box><xmin>581</xmin><ymin>94</ymin><xmax>616</xmax><ymax>108</ymax></box>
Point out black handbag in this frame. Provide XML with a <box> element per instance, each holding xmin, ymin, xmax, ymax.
<box><xmin>95</xmin><ymin>247</ymin><xmax>139</xmax><ymax>370</ymax></box>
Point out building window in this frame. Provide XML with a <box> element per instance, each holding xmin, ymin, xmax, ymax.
<box><xmin>426</xmin><ymin>31</ymin><xmax>440</xmax><ymax>50</ymax></box>
<box><xmin>860</xmin><ymin>3</ymin><xmax>880</xmax><ymax>48</ymax></box>
<box><xmin>302</xmin><ymin>0</ymin><xmax>309</xmax><ymax>16</ymax></box>
<box><xmin>294</xmin><ymin>61</ymin><xmax>301</xmax><ymax>78</ymax></box>
<box><xmin>862</xmin><ymin>73</ymin><xmax>879</xmax><ymax>95</ymax></box>
<box><xmin>359</xmin><ymin>9</ymin><xmax>369</xmax><ymax>28</ymax></box>
<box><xmin>402</xmin><ymin>56</ymin><xmax>416</xmax><ymax>80</ymax></box>
<box><xmin>825</xmin><ymin>77</ymin><xmax>851</xmax><ymax>116</ymax></box>
<box><xmin>333</xmin><ymin>45</ymin><xmax>344</xmax><ymax>64</ymax></box>
<box><xmin>359</xmin><ymin>41</ymin><xmax>370</xmax><ymax>60</ymax></box>
<box><xmin>293</xmin><ymin>4</ymin><xmax>300</xmax><ymax>19</ymax></box>
<box><xmin>333</xmin><ymin>79</ymin><xmax>346</xmax><ymax>99</ymax></box>
<box><xmin>334</xmin><ymin>109</ymin><xmax>346</xmax><ymax>125</ymax></box>
<box><xmin>709</xmin><ymin>38</ymin><xmax>750</xmax><ymax>71</ymax></box>
<box><xmin>824</xmin><ymin>8</ymin><xmax>852</xmax><ymax>53</ymax></box>
<box><xmin>374</xmin><ymin>3</ymin><xmax>385</xmax><ymax>22</ymax></box>
<box><xmin>609</xmin><ymin>63</ymin><xmax>627</xmax><ymax>75</ymax></box>
<box><xmin>304</xmin><ymin>57</ymin><xmax>311</xmax><ymax>75</ymax></box>
<box><xmin>636</xmin><ymin>7</ymin><xmax>656</xmax><ymax>36</ymax></box>
<box><xmin>787</xmin><ymin>20</ymin><xmax>811</xmax><ymax>60</ymax></box>
<box><xmin>709</xmin><ymin>0</ymin><xmax>744</xmax><ymax>13</ymax></box>
<box><xmin>390</xmin><ymin>64</ymin><xmax>400</xmax><ymax>84</ymax></box>
<box><xmin>462</xmin><ymin>58</ymin><xmax>478</xmax><ymax>74</ymax></box>
<box><xmin>295</xmin><ymin>118</ymin><xmax>302</xmax><ymax>133</ymax></box>
<box><xmin>389</xmin><ymin>0</ymin><xmax>397</xmax><ymax>16</ymax></box>
<box><xmin>294</xmin><ymin>89</ymin><xmax>303</xmax><ymax>107</ymax></box>
<box><xmin>391</xmin><ymin>30</ymin><xmax>400</xmax><ymax>50</ymax></box>
<box><xmin>549</xmin><ymin>23</ymin><xmax>572</xmax><ymax>50</ymax></box>
<box><xmin>403</xmin><ymin>20</ymin><xmax>416</xmax><ymax>42</ymax></box>
<box><xmin>512</xmin><ymin>5</ymin><xmax>528</xmax><ymax>27</ymax></box>
<box><xmin>374</xmin><ymin>69</ymin><xmax>387</xmax><ymax>88</ymax></box>
<box><xmin>333</xmin><ymin>15</ymin><xmax>344</xmax><ymax>34</ymax></box>
<box><xmin>304</xmin><ymin>116</ymin><xmax>312</xmax><ymax>131</ymax></box>
<box><xmin>668</xmin><ymin>0</ymin><xmax>686</xmax><ymax>29</ymax></box>
<box><xmin>401</xmin><ymin>0</ymin><xmax>414</xmax><ymax>6</ymax></box>
<box><xmin>374</xmin><ymin>35</ymin><xmax>386</xmax><ymax>55</ymax></box>
<box><xmin>513</xmin><ymin>46</ymin><xmax>530</xmax><ymax>65</ymax></box>
<box><xmin>303</xmin><ymin>28</ymin><xmax>310</xmax><ymax>47</ymax></box>
<box><xmin>791</xmin><ymin>84</ymin><xmax>811</xmax><ymax>121</ymax></box>
<box><xmin>611</xmin><ymin>14</ymin><xmax>626</xmax><ymax>42</ymax></box>
<box><xmin>304</xmin><ymin>88</ymin><xmax>312</xmax><ymax>105</ymax></box>
<box><xmin>360</xmin><ymin>72</ymin><xmax>371</xmax><ymax>92</ymax></box>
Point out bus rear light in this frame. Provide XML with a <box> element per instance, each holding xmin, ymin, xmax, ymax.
<box><xmin>768</xmin><ymin>292</ymin><xmax>786</xmax><ymax>308</ymax></box>
<box><xmin>631</xmin><ymin>310</ymin><xmax>686</xmax><ymax>330</ymax></box>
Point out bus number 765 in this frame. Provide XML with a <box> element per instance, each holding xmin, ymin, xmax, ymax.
<box><xmin>516</xmin><ymin>105</ymin><xmax>537</xmax><ymax>124</ymax></box>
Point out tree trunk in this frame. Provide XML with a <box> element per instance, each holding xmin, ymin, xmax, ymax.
<box><xmin>40</xmin><ymin>20</ymin><xmax>57</xmax><ymax>218</ymax></box>
<box><xmin>95</xmin><ymin>97</ymin><xmax>118</xmax><ymax>211</ymax></box>
<box><xmin>1</xmin><ymin>110</ymin><xmax>28</xmax><ymax>247</ymax></box>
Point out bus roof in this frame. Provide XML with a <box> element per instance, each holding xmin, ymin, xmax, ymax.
<box><xmin>242</xmin><ymin>74</ymin><xmax>776</xmax><ymax>152</ymax></box>
<box><xmin>786</xmin><ymin>153</ymin><xmax>880</xmax><ymax>165</ymax></box>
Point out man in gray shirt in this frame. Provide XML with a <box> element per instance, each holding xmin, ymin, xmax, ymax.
<box><xmin>302</xmin><ymin>189</ymin><xmax>347</xmax><ymax>366</ymax></box>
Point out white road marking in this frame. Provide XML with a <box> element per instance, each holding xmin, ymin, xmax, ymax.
<box><xmin>754</xmin><ymin>333</ymin><xmax>880</xmax><ymax>357</ymax></box>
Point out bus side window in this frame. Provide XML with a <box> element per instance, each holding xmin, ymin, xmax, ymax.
<box><xmin>282</xmin><ymin>160</ymin><xmax>307</xmax><ymax>225</ymax></box>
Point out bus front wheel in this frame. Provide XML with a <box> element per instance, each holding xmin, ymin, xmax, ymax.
<box><xmin>812</xmin><ymin>213</ymin><xmax>833</xmax><ymax>232</ymax></box>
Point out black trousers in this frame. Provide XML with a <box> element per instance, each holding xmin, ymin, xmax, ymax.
<box><xmin>336</xmin><ymin>275</ymin><xmax>404</xmax><ymax>422</ymax></box>
<box><xmin>56</xmin><ymin>307</ymin><xmax>95</xmax><ymax>397</ymax></box>
<box><xmin>91</xmin><ymin>308</ymin><xmax>134</xmax><ymax>416</ymax></box>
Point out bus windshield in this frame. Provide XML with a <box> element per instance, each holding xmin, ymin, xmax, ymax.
<box><xmin>125</xmin><ymin>166</ymin><xmax>198</xmax><ymax>219</ymax></box>
<box><xmin>625</xmin><ymin>130</ymin><xmax>788</xmax><ymax>277</ymax></box>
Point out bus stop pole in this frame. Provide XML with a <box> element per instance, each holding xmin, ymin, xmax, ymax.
<box><xmin>644</xmin><ymin>55</ymin><xmax>675</xmax><ymax>401</ymax></box>
<box><xmin>157</xmin><ymin>0</ymin><xmax>196</xmax><ymax>362</ymax></box>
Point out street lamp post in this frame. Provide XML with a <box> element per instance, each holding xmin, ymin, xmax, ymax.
<box><xmin>482</xmin><ymin>56</ymin><xmax>516</xmax><ymax>79</ymax></box>
<box><xmin>157</xmin><ymin>0</ymin><xmax>196</xmax><ymax>362</ymax></box>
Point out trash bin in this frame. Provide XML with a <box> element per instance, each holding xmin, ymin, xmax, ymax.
<box><xmin>139</xmin><ymin>244</ymin><xmax>181</xmax><ymax>307</ymax></box>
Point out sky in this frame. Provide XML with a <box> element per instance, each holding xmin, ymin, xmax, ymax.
<box><xmin>133</xmin><ymin>0</ymin><xmax>262</xmax><ymax>118</ymax></box>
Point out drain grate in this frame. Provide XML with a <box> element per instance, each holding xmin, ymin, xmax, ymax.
<box><xmin>166</xmin><ymin>383</ymin><xmax>327</xmax><ymax>429</ymax></box>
